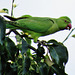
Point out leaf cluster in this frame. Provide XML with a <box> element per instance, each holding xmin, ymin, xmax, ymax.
<box><xmin>0</xmin><ymin>17</ymin><xmax>68</xmax><ymax>75</ymax></box>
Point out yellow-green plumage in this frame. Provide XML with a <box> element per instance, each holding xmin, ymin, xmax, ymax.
<box><xmin>4</xmin><ymin>15</ymin><xmax>72</xmax><ymax>42</ymax></box>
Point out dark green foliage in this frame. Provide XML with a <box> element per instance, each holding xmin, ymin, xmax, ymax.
<box><xmin>5</xmin><ymin>37</ymin><xmax>19</xmax><ymax>61</ymax></box>
<box><xmin>0</xmin><ymin>16</ymin><xmax>69</xmax><ymax>75</ymax></box>
<box><xmin>22</xmin><ymin>39</ymin><xmax>28</xmax><ymax>55</ymax></box>
<box><xmin>0</xmin><ymin>38</ymin><xmax>18</xmax><ymax>75</ymax></box>
<box><xmin>39</xmin><ymin>63</ymin><xmax>49</xmax><ymax>75</ymax></box>
<box><xmin>0</xmin><ymin>16</ymin><xmax>6</xmax><ymax>45</ymax></box>
<box><xmin>48</xmin><ymin>40</ymin><xmax>68</xmax><ymax>66</ymax></box>
<box><xmin>37</xmin><ymin>43</ymin><xmax>45</xmax><ymax>57</ymax></box>
<box><xmin>22</xmin><ymin>56</ymin><xmax>31</xmax><ymax>75</ymax></box>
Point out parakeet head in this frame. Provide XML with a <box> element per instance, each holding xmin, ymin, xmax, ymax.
<box><xmin>58</xmin><ymin>16</ymin><xmax>72</xmax><ymax>30</ymax></box>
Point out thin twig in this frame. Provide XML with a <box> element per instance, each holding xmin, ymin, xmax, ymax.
<box><xmin>12</xmin><ymin>30</ymin><xmax>33</xmax><ymax>39</ymax></box>
<box><xmin>28</xmin><ymin>45</ymin><xmax>37</xmax><ymax>51</ymax></box>
<box><xmin>11</xmin><ymin>0</ymin><xmax>14</xmax><ymax>16</ymax></box>
<box><xmin>62</xmin><ymin>28</ymin><xmax>75</xmax><ymax>43</ymax></box>
<box><xmin>6</xmin><ymin>29</ymin><xmax>13</xmax><ymax>35</ymax></box>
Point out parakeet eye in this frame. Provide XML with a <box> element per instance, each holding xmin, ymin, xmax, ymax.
<box><xmin>64</xmin><ymin>20</ymin><xmax>67</xmax><ymax>22</ymax></box>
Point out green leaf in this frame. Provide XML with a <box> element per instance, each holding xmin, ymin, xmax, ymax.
<box><xmin>22</xmin><ymin>56</ymin><xmax>31</xmax><ymax>75</ymax></box>
<box><xmin>37</xmin><ymin>45</ymin><xmax>45</xmax><ymax>57</ymax></box>
<box><xmin>39</xmin><ymin>63</ymin><xmax>49</xmax><ymax>75</ymax></box>
<box><xmin>15</xmin><ymin>35</ymin><xmax>22</xmax><ymax>44</ymax></box>
<box><xmin>5</xmin><ymin>37</ymin><xmax>19</xmax><ymax>60</ymax></box>
<box><xmin>47</xmin><ymin>39</ymin><xmax>59</xmax><ymax>45</ymax></box>
<box><xmin>72</xmin><ymin>34</ymin><xmax>75</xmax><ymax>38</ymax></box>
<box><xmin>48</xmin><ymin>41</ymin><xmax>68</xmax><ymax>66</ymax></box>
<box><xmin>0</xmin><ymin>8</ymin><xmax>8</xmax><ymax>13</ymax></box>
<box><xmin>15</xmin><ymin>35</ymin><xmax>22</xmax><ymax>50</ymax></box>
<box><xmin>44</xmin><ymin>54</ymin><xmax>54</xmax><ymax>67</ymax></box>
<box><xmin>50</xmin><ymin>64</ymin><xmax>68</xmax><ymax>75</ymax></box>
<box><xmin>10</xmin><ymin>63</ymin><xmax>17</xmax><ymax>71</ymax></box>
<box><xmin>0</xmin><ymin>16</ymin><xmax>6</xmax><ymax>45</ymax></box>
<box><xmin>25</xmin><ymin>37</ymin><xmax>31</xmax><ymax>45</ymax></box>
<box><xmin>0</xmin><ymin>42</ymin><xmax>18</xmax><ymax>75</ymax></box>
<box><xmin>22</xmin><ymin>39</ymin><xmax>28</xmax><ymax>55</ymax></box>
<box><xmin>25</xmin><ymin>37</ymin><xmax>31</xmax><ymax>56</ymax></box>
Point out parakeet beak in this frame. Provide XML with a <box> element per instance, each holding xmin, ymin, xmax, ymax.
<box><xmin>65</xmin><ymin>23</ymin><xmax>72</xmax><ymax>30</ymax></box>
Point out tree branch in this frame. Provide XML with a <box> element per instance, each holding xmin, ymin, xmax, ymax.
<box><xmin>28</xmin><ymin>45</ymin><xmax>37</xmax><ymax>51</ymax></box>
<box><xmin>6</xmin><ymin>29</ymin><xmax>13</xmax><ymax>35</ymax></box>
<box><xmin>11</xmin><ymin>0</ymin><xmax>14</xmax><ymax>16</ymax></box>
<box><xmin>62</xmin><ymin>28</ymin><xmax>75</xmax><ymax>43</ymax></box>
<box><xmin>6</xmin><ymin>29</ymin><xmax>33</xmax><ymax>39</ymax></box>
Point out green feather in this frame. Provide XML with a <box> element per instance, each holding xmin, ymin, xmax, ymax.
<box><xmin>4</xmin><ymin>15</ymin><xmax>72</xmax><ymax>42</ymax></box>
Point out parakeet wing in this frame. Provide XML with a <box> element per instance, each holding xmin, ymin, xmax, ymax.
<box><xmin>16</xmin><ymin>17</ymin><xmax>54</xmax><ymax>33</ymax></box>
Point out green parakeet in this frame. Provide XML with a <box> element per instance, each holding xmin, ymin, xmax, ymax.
<box><xmin>3</xmin><ymin>15</ymin><xmax>72</xmax><ymax>42</ymax></box>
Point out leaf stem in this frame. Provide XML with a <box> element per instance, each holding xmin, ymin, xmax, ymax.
<box><xmin>62</xmin><ymin>28</ymin><xmax>75</xmax><ymax>43</ymax></box>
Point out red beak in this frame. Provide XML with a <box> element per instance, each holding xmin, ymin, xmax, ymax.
<box><xmin>65</xmin><ymin>23</ymin><xmax>72</xmax><ymax>30</ymax></box>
